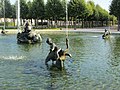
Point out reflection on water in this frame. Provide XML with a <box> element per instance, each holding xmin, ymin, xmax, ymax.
<box><xmin>18</xmin><ymin>43</ymin><xmax>42</xmax><ymax>52</ymax></box>
<box><xmin>110</xmin><ymin>36</ymin><xmax>120</xmax><ymax>66</ymax></box>
<box><xmin>0</xmin><ymin>33</ymin><xmax>120</xmax><ymax>89</ymax></box>
<box><xmin>45</xmin><ymin>65</ymin><xmax>68</xmax><ymax>90</ymax></box>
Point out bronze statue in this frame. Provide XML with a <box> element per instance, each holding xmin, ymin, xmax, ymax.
<box><xmin>17</xmin><ymin>21</ymin><xmax>42</xmax><ymax>44</ymax></box>
<box><xmin>45</xmin><ymin>38</ymin><xmax>71</xmax><ymax>69</ymax></box>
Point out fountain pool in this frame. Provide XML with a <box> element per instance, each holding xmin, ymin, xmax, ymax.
<box><xmin>0</xmin><ymin>32</ymin><xmax>120</xmax><ymax>90</ymax></box>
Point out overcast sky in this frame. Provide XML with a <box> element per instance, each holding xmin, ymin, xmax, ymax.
<box><xmin>10</xmin><ymin>0</ymin><xmax>112</xmax><ymax>12</ymax></box>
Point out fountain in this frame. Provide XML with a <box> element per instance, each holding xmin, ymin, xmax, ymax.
<box><xmin>16</xmin><ymin>0</ymin><xmax>42</xmax><ymax>44</ymax></box>
<box><xmin>45</xmin><ymin>0</ymin><xmax>70</xmax><ymax>69</ymax></box>
<box><xmin>17</xmin><ymin>21</ymin><xmax>42</xmax><ymax>44</ymax></box>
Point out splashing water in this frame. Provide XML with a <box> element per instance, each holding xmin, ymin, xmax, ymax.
<box><xmin>0</xmin><ymin>55</ymin><xmax>26</xmax><ymax>60</ymax></box>
<box><xmin>91</xmin><ymin>36</ymin><xmax>99</xmax><ymax>38</ymax></box>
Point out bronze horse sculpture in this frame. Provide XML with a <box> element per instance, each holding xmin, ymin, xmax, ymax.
<box><xmin>45</xmin><ymin>38</ymin><xmax>72</xmax><ymax>69</ymax></box>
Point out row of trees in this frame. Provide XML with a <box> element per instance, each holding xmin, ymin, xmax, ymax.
<box><xmin>110</xmin><ymin>0</ymin><xmax>120</xmax><ymax>31</ymax></box>
<box><xmin>0</xmin><ymin>0</ymin><xmax>117</xmax><ymax>28</ymax></box>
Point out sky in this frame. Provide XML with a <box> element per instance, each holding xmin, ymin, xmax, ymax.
<box><xmin>90</xmin><ymin>0</ymin><xmax>112</xmax><ymax>12</ymax></box>
<box><xmin>10</xmin><ymin>0</ymin><xmax>112</xmax><ymax>12</ymax></box>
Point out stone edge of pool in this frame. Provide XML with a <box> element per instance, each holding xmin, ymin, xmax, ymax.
<box><xmin>0</xmin><ymin>28</ymin><xmax>120</xmax><ymax>35</ymax></box>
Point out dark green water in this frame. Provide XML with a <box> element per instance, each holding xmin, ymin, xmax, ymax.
<box><xmin>0</xmin><ymin>32</ymin><xmax>120</xmax><ymax>90</ymax></box>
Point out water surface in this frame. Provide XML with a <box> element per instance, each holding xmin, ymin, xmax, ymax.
<box><xmin>0</xmin><ymin>32</ymin><xmax>120</xmax><ymax>90</ymax></box>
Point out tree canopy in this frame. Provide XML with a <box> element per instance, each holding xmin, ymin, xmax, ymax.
<box><xmin>1</xmin><ymin>0</ymin><xmax>113</xmax><ymax>22</ymax></box>
<box><xmin>0</xmin><ymin>0</ymin><xmax>13</xmax><ymax>18</ymax></box>
<box><xmin>0</xmin><ymin>0</ymin><xmax>117</xmax><ymax>28</ymax></box>
<box><xmin>31</xmin><ymin>0</ymin><xmax>45</xmax><ymax>19</ymax></box>
<box><xmin>68</xmin><ymin>0</ymin><xmax>87</xmax><ymax>19</ymax></box>
<box><xmin>110</xmin><ymin>0</ymin><xmax>120</xmax><ymax>17</ymax></box>
<box><xmin>46</xmin><ymin>0</ymin><xmax>63</xmax><ymax>20</ymax></box>
<box><xmin>20</xmin><ymin>0</ymin><xmax>29</xmax><ymax>19</ymax></box>
<box><xmin>110</xmin><ymin>0</ymin><xmax>120</xmax><ymax>31</ymax></box>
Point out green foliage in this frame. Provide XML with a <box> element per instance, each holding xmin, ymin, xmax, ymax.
<box><xmin>61</xmin><ymin>0</ymin><xmax>66</xmax><ymax>18</ymax></box>
<box><xmin>20</xmin><ymin>0</ymin><xmax>29</xmax><ymax>19</ymax></box>
<box><xmin>68</xmin><ymin>0</ymin><xmax>87</xmax><ymax>18</ymax></box>
<box><xmin>0</xmin><ymin>0</ymin><xmax>13</xmax><ymax>18</ymax></box>
<box><xmin>27</xmin><ymin>1</ymin><xmax>33</xmax><ymax>19</ymax></box>
<box><xmin>110</xmin><ymin>0</ymin><xmax>120</xmax><ymax>17</ymax></box>
<box><xmin>85</xmin><ymin>1</ymin><xmax>93</xmax><ymax>18</ymax></box>
<box><xmin>0</xmin><ymin>0</ymin><xmax>3</xmax><ymax>18</ymax></box>
<box><xmin>0</xmin><ymin>0</ymin><xmax>117</xmax><ymax>28</ymax></box>
<box><xmin>0</xmin><ymin>0</ymin><xmax>16</xmax><ymax>18</ymax></box>
<box><xmin>46</xmin><ymin>0</ymin><xmax>63</xmax><ymax>20</ymax></box>
<box><xmin>87</xmin><ymin>1</ymin><xmax>98</xmax><ymax>20</ymax></box>
<box><xmin>31</xmin><ymin>0</ymin><xmax>45</xmax><ymax>19</ymax></box>
<box><xmin>11</xmin><ymin>5</ymin><xmax>16</xmax><ymax>18</ymax></box>
<box><xmin>7</xmin><ymin>1</ymin><xmax>12</xmax><ymax>18</ymax></box>
<box><xmin>109</xmin><ymin>15</ymin><xmax>117</xmax><ymax>21</ymax></box>
<box><xmin>96</xmin><ymin>5</ymin><xmax>109</xmax><ymax>21</ymax></box>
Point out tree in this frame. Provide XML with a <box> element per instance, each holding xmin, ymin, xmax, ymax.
<box><xmin>87</xmin><ymin>1</ymin><xmax>97</xmax><ymax>21</ymax></box>
<box><xmin>68</xmin><ymin>0</ymin><xmax>88</xmax><ymax>28</ymax></box>
<box><xmin>27</xmin><ymin>1</ymin><xmax>33</xmax><ymax>24</ymax></box>
<box><xmin>0</xmin><ymin>0</ymin><xmax>3</xmax><ymax>18</ymax></box>
<box><xmin>110</xmin><ymin>0</ymin><xmax>120</xmax><ymax>31</ymax></box>
<box><xmin>96</xmin><ymin>5</ymin><xmax>109</xmax><ymax>26</ymax></box>
<box><xmin>86</xmin><ymin>1</ymin><xmax>98</xmax><ymax>27</ymax></box>
<box><xmin>68</xmin><ymin>0</ymin><xmax>87</xmax><ymax>19</ymax></box>
<box><xmin>61</xmin><ymin>0</ymin><xmax>66</xmax><ymax>19</ymax></box>
<box><xmin>0</xmin><ymin>0</ymin><xmax>13</xmax><ymax>27</ymax></box>
<box><xmin>109</xmin><ymin>15</ymin><xmax>117</xmax><ymax>25</ymax></box>
<box><xmin>0</xmin><ymin>0</ymin><xmax>13</xmax><ymax>18</ymax></box>
<box><xmin>46</xmin><ymin>0</ymin><xmax>63</xmax><ymax>27</ymax></box>
<box><xmin>11</xmin><ymin>5</ymin><xmax>16</xmax><ymax>26</ymax></box>
<box><xmin>84</xmin><ymin>1</ymin><xmax>93</xmax><ymax>27</ymax></box>
<box><xmin>27</xmin><ymin>1</ymin><xmax>32</xmax><ymax>19</ymax></box>
<box><xmin>86</xmin><ymin>1</ymin><xmax>93</xmax><ymax>18</ymax></box>
<box><xmin>31</xmin><ymin>0</ymin><xmax>45</xmax><ymax>26</ymax></box>
<box><xmin>20</xmin><ymin>0</ymin><xmax>29</xmax><ymax>19</ymax></box>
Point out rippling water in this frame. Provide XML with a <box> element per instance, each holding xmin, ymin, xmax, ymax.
<box><xmin>0</xmin><ymin>32</ymin><xmax>120</xmax><ymax>90</ymax></box>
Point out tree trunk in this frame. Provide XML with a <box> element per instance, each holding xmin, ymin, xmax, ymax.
<box><xmin>41</xmin><ymin>19</ymin><xmax>43</xmax><ymax>29</ymax></box>
<box><xmin>13</xmin><ymin>18</ymin><xmax>15</xmax><ymax>27</ymax></box>
<box><xmin>82</xmin><ymin>19</ymin><xmax>84</xmax><ymax>28</ymax></box>
<box><xmin>118</xmin><ymin>16</ymin><xmax>120</xmax><ymax>31</ymax></box>
<box><xmin>92</xmin><ymin>21</ymin><xmax>93</xmax><ymax>28</ymax></box>
<box><xmin>74</xmin><ymin>17</ymin><xmax>77</xmax><ymax>30</ymax></box>
<box><xmin>20</xmin><ymin>19</ymin><xmax>22</xmax><ymax>26</ymax></box>
<box><xmin>35</xmin><ymin>19</ymin><xmax>37</xmax><ymax>27</ymax></box>
<box><xmin>102</xmin><ymin>21</ymin><xmax>104</xmax><ymax>27</ymax></box>
<box><xmin>55</xmin><ymin>17</ymin><xmax>57</xmax><ymax>28</ymax></box>
<box><xmin>31</xmin><ymin>19</ymin><xmax>32</xmax><ymax>25</ymax></box>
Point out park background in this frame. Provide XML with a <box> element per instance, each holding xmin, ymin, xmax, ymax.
<box><xmin>0</xmin><ymin>0</ymin><xmax>119</xmax><ymax>31</ymax></box>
